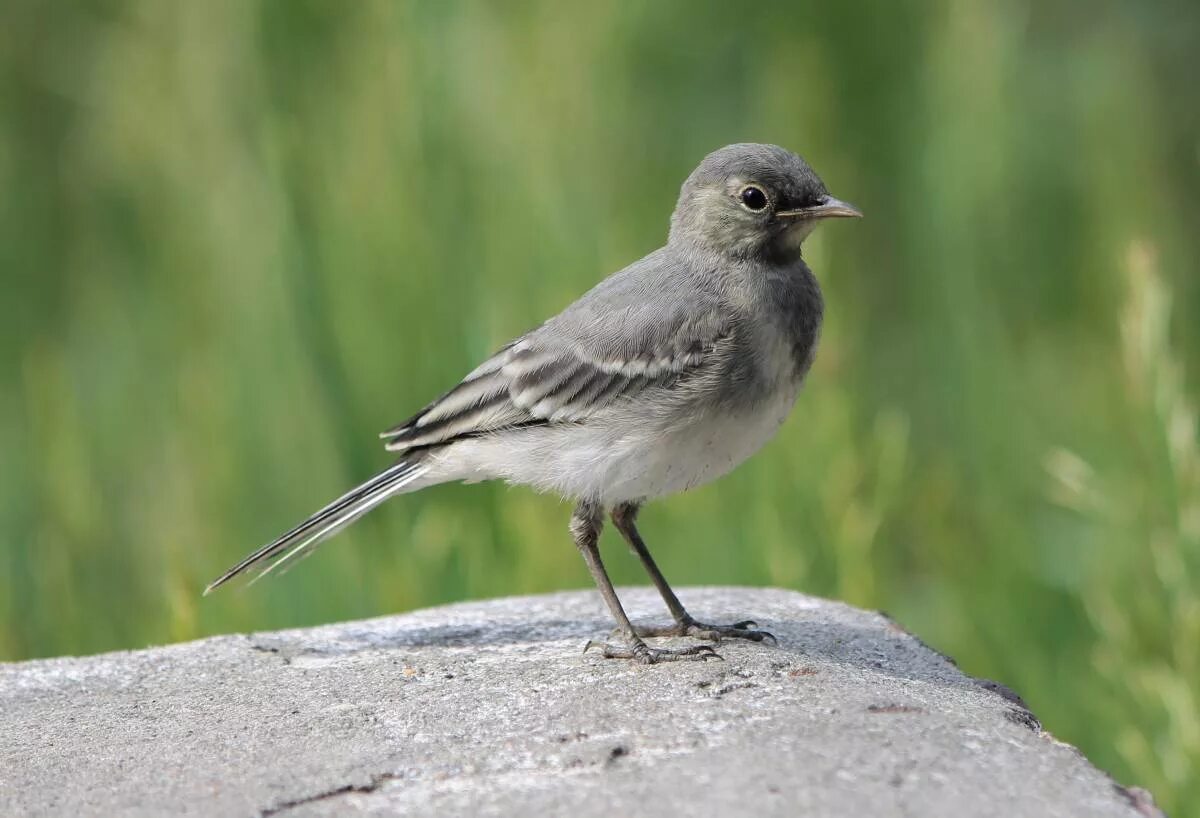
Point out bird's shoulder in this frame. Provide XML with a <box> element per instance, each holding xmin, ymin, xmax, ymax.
<box><xmin>530</xmin><ymin>246</ymin><xmax>732</xmax><ymax>368</ymax></box>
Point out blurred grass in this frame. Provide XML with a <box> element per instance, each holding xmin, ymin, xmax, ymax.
<box><xmin>1</xmin><ymin>0</ymin><xmax>1198</xmax><ymax>812</ymax></box>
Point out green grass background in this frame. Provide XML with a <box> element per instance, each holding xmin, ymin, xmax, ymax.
<box><xmin>2</xmin><ymin>1</ymin><xmax>1197</xmax><ymax>811</ymax></box>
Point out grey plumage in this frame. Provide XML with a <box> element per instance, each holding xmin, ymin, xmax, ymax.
<box><xmin>206</xmin><ymin>143</ymin><xmax>860</xmax><ymax>664</ymax></box>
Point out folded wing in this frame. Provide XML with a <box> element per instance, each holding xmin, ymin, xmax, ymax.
<box><xmin>381</xmin><ymin>278</ymin><xmax>730</xmax><ymax>454</ymax></box>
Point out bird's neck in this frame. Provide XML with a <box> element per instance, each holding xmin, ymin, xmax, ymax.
<box><xmin>669</xmin><ymin>232</ymin><xmax>806</xmax><ymax>268</ymax></box>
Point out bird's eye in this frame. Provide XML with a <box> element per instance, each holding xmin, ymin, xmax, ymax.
<box><xmin>739</xmin><ymin>185</ymin><xmax>768</xmax><ymax>212</ymax></box>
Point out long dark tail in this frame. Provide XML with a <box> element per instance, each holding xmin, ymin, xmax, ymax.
<box><xmin>204</xmin><ymin>458</ymin><xmax>431</xmax><ymax>594</ymax></box>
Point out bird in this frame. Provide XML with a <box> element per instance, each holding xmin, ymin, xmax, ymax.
<box><xmin>206</xmin><ymin>143</ymin><xmax>861</xmax><ymax>664</ymax></box>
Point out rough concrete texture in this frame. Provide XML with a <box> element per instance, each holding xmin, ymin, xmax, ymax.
<box><xmin>0</xmin><ymin>587</ymin><xmax>1161</xmax><ymax>818</ymax></box>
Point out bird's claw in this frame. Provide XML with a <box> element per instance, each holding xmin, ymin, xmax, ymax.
<box><xmin>584</xmin><ymin>639</ymin><xmax>722</xmax><ymax>664</ymax></box>
<box><xmin>626</xmin><ymin>617</ymin><xmax>778</xmax><ymax>646</ymax></box>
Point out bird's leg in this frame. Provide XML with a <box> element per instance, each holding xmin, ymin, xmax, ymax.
<box><xmin>611</xmin><ymin>502</ymin><xmax>776</xmax><ymax>645</ymax></box>
<box><xmin>572</xmin><ymin>501</ymin><xmax>717</xmax><ymax>664</ymax></box>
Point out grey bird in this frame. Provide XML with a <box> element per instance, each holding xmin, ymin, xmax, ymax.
<box><xmin>206</xmin><ymin>143</ymin><xmax>861</xmax><ymax>663</ymax></box>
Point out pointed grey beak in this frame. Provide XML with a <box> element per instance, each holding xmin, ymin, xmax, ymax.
<box><xmin>777</xmin><ymin>195</ymin><xmax>863</xmax><ymax>220</ymax></box>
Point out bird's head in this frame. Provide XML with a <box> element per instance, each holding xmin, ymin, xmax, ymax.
<box><xmin>669</xmin><ymin>143</ymin><xmax>861</xmax><ymax>262</ymax></box>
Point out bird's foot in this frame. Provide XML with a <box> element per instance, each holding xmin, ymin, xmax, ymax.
<box><xmin>631</xmin><ymin>617</ymin><xmax>777</xmax><ymax>645</ymax></box>
<box><xmin>583</xmin><ymin>637</ymin><xmax>721</xmax><ymax>664</ymax></box>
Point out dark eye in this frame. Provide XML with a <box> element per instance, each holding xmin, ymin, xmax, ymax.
<box><xmin>739</xmin><ymin>185</ymin><xmax>768</xmax><ymax>211</ymax></box>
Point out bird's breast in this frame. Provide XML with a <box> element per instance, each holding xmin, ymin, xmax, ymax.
<box><xmin>781</xmin><ymin>263</ymin><xmax>824</xmax><ymax>381</ymax></box>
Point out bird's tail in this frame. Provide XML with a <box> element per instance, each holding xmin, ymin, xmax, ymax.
<box><xmin>204</xmin><ymin>458</ymin><xmax>432</xmax><ymax>594</ymax></box>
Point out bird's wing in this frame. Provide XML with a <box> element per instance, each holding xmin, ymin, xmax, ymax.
<box><xmin>380</xmin><ymin>261</ymin><xmax>730</xmax><ymax>453</ymax></box>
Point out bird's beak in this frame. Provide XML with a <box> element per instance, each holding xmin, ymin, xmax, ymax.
<box><xmin>777</xmin><ymin>195</ymin><xmax>863</xmax><ymax>220</ymax></box>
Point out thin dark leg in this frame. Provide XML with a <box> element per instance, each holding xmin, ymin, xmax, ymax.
<box><xmin>611</xmin><ymin>502</ymin><xmax>776</xmax><ymax>646</ymax></box>
<box><xmin>571</xmin><ymin>501</ymin><xmax>716</xmax><ymax>664</ymax></box>
<box><xmin>610</xmin><ymin>501</ymin><xmax>692</xmax><ymax>622</ymax></box>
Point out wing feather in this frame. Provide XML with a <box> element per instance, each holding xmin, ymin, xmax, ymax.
<box><xmin>380</xmin><ymin>341</ymin><xmax>718</xmax><ymax>454</ymax></box>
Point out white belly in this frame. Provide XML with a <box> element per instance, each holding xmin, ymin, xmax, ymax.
<box><xmin>597</xmin><ymin>386</ymin><xmax>800</xmax><ymax>501</ymax></box>
<box><xmin>430</xmin><ymin>381</ymin><xmax>801</xmax><ymax>504</ymax></box>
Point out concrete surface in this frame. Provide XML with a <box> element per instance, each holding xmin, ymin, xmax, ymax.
<box><xmin>0</xmin><ymin>587</ymin><xmax>1162</xmax><ymax>817</ymax></box>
